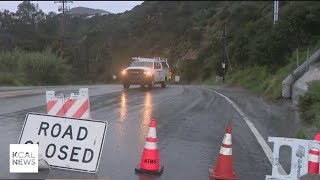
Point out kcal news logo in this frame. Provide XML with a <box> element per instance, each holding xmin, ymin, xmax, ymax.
<box><xmin>10</xmin><ymin>144</ymin><xmax>38</xmax><ymax>173</ymax></box>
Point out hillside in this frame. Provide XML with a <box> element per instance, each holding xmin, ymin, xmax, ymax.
<box><xmin>78</xmin><ymin>1</ymin><xmax>320</xmax><ymax>81</ymax></box>
<box><xmin>1</xmin><ymin>0</ymin><xmax>320</xmax><ymax>141</ymax></box>
<box><xmin>67</xmin><ymin>7</ymin><xmax>110</xmax><ymax>15</ymax></box>
<box><xmin>0</xmin><ymin>1</ymin><xmax>319</xmax><ymax>85</ymax></box>
<box><xmin>78</xmin><ymin>1</ymin><xmax>274</xmax><ymax>74</ymax></box>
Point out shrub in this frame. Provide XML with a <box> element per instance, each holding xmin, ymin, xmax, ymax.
<box><xmin>0</xmin><ymin>48</ymin><xmax>73</xmax><ymax>85</ymax></box>
<box><xmin>298</xmin><ymin>80</ymin><xmax>320</xmax><ymax>125</ymax></box>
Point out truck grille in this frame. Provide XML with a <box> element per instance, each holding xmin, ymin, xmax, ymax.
<box><xmin>127</xmin><ymin>69</ymin><xmax>144</xmax><ymax>80</ymax></box>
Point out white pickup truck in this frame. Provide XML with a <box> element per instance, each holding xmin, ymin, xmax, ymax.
<box><xmin>120</xmin><ymin>57</ymin><xmax>170</xmax><ymax>89</ymax></box>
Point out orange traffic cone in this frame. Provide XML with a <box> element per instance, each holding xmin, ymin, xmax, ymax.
<box><xmin>209</xmin><ymin>123</ymin><xmax>237</xmax><ymax>180</ymax></box>
<box><xmin>308</xmin><ymin>133</ymin><xmax>320</xmax><ymax>174</ymax></box>
<box><xmin>135</xmin><ymin>118</ymin><xmax>164</xmax><ymax>175</ymax></box>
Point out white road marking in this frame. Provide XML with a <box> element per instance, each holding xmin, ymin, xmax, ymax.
<box><xmin>206</xmin><ymin>87</ymin><xmax>287</xmax><ymax>175</ymax></box>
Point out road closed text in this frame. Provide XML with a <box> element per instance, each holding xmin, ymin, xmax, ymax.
<box><xmin>19</xmin><ymin>113</ymin><xmax>107</xmax><ymax>172</ymax></box>
<box><xmin>26</xmin><ymin>122</ymin><xmax>94</xmax><ymax>163</ymax></box>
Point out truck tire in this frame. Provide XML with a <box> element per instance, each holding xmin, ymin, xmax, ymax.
<box><xmin>161</xmin><ymin>80</ymin><xmax>167</xmax><ymax>88</ymax></box>
<box><xmin>148</xmin><ymin>81</ymin><xmax>154</xmax><ymax>90</ymax></box>
<box><xmin>123</xmin><ymin>83</ymin><xmax>130</xmax><ymax>89</ymax></box>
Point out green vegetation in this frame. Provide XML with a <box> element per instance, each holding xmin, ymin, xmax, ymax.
<box><xmin>298</xmin><ymin>80</ymin><xmax>320</xmax><ymax>130</ymax></box>
<box><xmin>179</xmin><ymin>1</ymin><xmax>320</xmax><ymax>101</ymax></box>
<box><xmin>1</xmin><ymin>1</ymin><xmax>320</xmax><ymax>130</ymax></box>
<box><xmin>176</xmin><ymin>2</ymin><xmax>320</xmax><ymax>83</ymax></box>
<box><xmin>226</xmin><ymin>46</ymin><xmax>320</xmax><ymax>100</ymax></box>
<box><xmin>0</xmin><ymin>49</ymin><xmax>72</xmax><ymax>85</ymax></box>
<box><xmin>0</xmin><ymin>1</ymin><xmax>319</xmax><ymax>91</ymax></box>
<box><xmin>294</xmin><ymin>128</ymin><xmax>308</xmax><ymax>139</ymax></box>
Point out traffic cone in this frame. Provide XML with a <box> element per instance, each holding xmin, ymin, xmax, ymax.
<box><xmin>135</xmin><ymin>118</ymin><xmax>164</xmax><ymax>175</ymax></box>
<box><xmin>308</xmin><ymin>133</ymin><xmax>320</xmax><ymax>174</ymax></box>
<box><xmin>209</xmin><ymin>123</ymin><xmax>237</xmax><ymax>180</ymax></box>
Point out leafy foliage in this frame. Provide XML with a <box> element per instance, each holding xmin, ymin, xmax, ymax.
<box><xmin>0</xmin><ymin>1</ymin><xmax>319</xmax><ymax>85</ymax></box>
<box><xmin>298</xmin><ymin>80</ymin><xmax>320</xmax><ymax>126</ymax></box>
<box><xmin>229</xmin><ymin>2</ymin><xmax>320</xmax><ymax>71</ymax></box>
<box><xmin>227</xmin><ymin>46</ymin><xmax>319</xmax><ymax>100</ymax></box>
<box><xmin>0</xmin><ymin>49</ymin><xmax>72</xmax><ymax>85</ymax></box>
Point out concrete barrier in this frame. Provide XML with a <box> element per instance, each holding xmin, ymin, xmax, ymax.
<box><xmin>292</xmin><ymin>62</ymin><xmax>320</xmax><ymax>104</ymax></box>
<box><xmin>282</xmin><ymin>49</ymin><xmax>320</xmax><ymax>99</ymax></box>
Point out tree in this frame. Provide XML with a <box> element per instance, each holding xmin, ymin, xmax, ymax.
<box><xmin>15</xmin><ymin>1</ymin><xmax>45</xmax><ymax>33</ymax></box>
<box><xmin>40</xmin><ymin>11</ymin><xmax>59</xmax><ymax>35</ymax></box>
<box><xmin>16</xmin><ymin>1</ymin><xmax>38</xmax><ymax>25</ymax></box>
<box><xmin>0</xmin><ymin>10</ymin><xmax>15</xmax><ymax>32</ymax></box>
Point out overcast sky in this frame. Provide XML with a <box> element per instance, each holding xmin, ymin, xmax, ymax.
<box><xmin>0</xmin><ymin>1</ymin><xmax>144</xmax><ymax>14</ymax></box>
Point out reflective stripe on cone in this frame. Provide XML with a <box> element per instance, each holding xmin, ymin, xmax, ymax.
<box><xmin>209</xmin><ymin>123</ymin><xmax>237</xmax><ymax>180</ymax></box>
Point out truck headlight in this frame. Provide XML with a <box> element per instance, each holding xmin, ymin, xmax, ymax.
<box><xmin>122</xmin><ymin>70</ymin><xmax>127</xmax><ymax>75</ymax></box>
<box><xmin>144</xmin><ymin>71</ymin><xmax>152</xmax><ymax>76</ymax></box>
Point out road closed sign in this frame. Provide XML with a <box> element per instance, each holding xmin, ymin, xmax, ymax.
<box><xmin>18</xmin><ymin>112</ymin><xmax>108</xmax><ymax>173</ymax></box>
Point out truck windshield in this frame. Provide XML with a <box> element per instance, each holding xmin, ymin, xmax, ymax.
<box><xmin>129</xmin><ymin>61</ymin><xmax>153</xmax><ymax>68</ymax></box>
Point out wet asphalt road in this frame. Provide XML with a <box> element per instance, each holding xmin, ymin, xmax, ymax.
<box><xmin>0</xmin><ymin>84</ymin><xmax>294</xmax><ymax>180</ymax></box>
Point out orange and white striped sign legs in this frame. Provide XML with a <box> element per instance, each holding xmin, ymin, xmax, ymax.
<box><xmin>47</xmin><ymin>98</ymin><xmax>90</xmax><ymax>119</ymax></box>
<box><xmin>46</xmin><ymin>88</ymin><xmax>91</xmax><ymax>119</ymax></box>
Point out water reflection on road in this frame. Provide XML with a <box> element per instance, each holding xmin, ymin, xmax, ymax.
<box><xmin>119</xmin><ymin>92</ymin><xmax>127</xmax><ymax>122</ymax></box>
<box><xmin>139</xmin><ymin>91</ymin><xmax>153</xmax><ymax>143</ymax></box>
<box><xmin>115</xmin><ymin>92</ymin><xmax>128</xmax><ymax>138</ymax></box>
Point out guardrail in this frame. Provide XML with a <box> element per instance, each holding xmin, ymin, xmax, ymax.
<box><xmin>282</xmin><ymin>49</ymin><xmax>320</xmax><ymax>98</ymax></box>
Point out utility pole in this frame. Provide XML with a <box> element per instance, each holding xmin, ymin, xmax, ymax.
<box><xmin>215</xmin><ymin>23</ymin><xmax>231</xmax><ymax>83</ymax></box>
<box><xmin>54</xmin><ymin>1</ymin><xmax>72</xmax><ymax>57</ymax></box>
<box><xmin>273</xmin><ymin>1</ymin><xmax>279</xmax><ymax>28</ymax></box>
<box><xmin>296</xmin><ymin>48</ymin><xmax>299</xmax><ymax>68</ymax></box>
<box><xmin>222</xmin><ymin>23</ymin><xmax>227</xmax><ymax>83</ymax></box>
<box><xmin>109</xmin><ymin>35</ymin><xmax>114</xmax><ymax>77</ymax></box>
